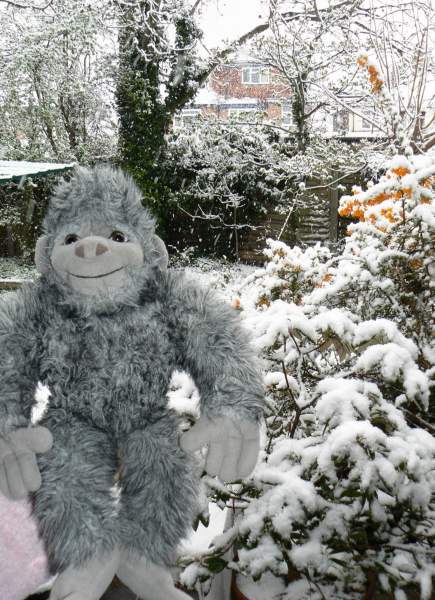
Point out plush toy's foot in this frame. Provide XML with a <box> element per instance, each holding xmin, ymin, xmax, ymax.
<box><xmin>116</xmin><ymin>551</ymin><xmax>190</xmax><ymax>600</ymax></box>
<box><xmin>48</xmin><ymin>548</ymin><xmax>120</xmax><ymax>600</ymax></box>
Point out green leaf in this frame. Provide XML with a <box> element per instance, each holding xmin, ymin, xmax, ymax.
<box><xmin>339</xmin><ymin>487</ymin><xmax>362</xmax><ymax>499</ymax></box>
<box><xmin>204</xmin><ymin>557</ymin><xmax>228</xmax><ymax>574</ymax></box>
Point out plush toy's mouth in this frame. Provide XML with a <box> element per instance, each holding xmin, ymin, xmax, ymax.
<box><xmin>68</xmin><ymin>266</ymin><xmax>124</xmax><ymax>279</ymax></box>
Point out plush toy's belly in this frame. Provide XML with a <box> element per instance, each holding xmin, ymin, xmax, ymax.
<box><xmin>39</xmin><ymin>311</ymin><xmax>179</xmax><ymax>434</ymax></box>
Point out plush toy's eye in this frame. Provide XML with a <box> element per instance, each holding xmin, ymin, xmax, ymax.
<box><xmin>110</xmin><ymin>231</ymin><xmax>128</xmax><ymax>243</ymax></box>
<box><xmin>64</xmin><ymin>234</ymin><xmax>79</xmax><ymax>245</ymax></box>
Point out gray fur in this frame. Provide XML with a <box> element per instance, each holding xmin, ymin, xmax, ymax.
<box><xmin>43</xmin><ymin>166</ymin><xmax>155</xmax><ymax>256</ymax></box>
<box><xmin>0</xmin><ymin>166</ymin><xmax>264</xmax><ymax>575</ymax></box>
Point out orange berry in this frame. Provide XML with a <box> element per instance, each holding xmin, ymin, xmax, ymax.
<box><xmin>232</xmin><ymin>297</ymin><xmax>241</xmax><ymax>310</ymax></box>
<box><xmin>391</xmin><ymin>167</ymin><xmax>410</xmax><ymax>177</ymax></box>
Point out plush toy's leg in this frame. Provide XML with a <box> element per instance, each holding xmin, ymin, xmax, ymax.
<box><xmin>116</xmin><ymin>417</ymin><xmax>200</xmax><ymax>567</ymax></box>
<box><xmin>33</xmin><ymin>415</ymin><xmax>120</xmax><ymax>574</ymax></box>
<box><xmin>117</xmin><ymin>551</ymin><xmax>190</xmax><ymax>600</ymax></box>
<box><xmin>49</xmin><ymin>547</ymin><xmax>120</xmax><ymax>600</ymax></box>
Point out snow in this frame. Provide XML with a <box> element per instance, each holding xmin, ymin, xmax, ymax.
<box><xmin>236</xmin><ymin>572</ymin><xmax>286</xmax><ymax>600</ymax></box>
<box><xmin>215</xmin><ymin>201</ymin><xmax>434</xmax><ymax>597</ymax></box>
<box><xmin>315</xmin><ymin>378</ymin><xmax>372</xmax><ymax>425</ymax></box>
<box><xmin>167</xmin><ymin>370</ymin><xmax>200</xmax><ymax>419</ymax></box>
<box><xmin>264</xmin><ymin>371</ymin><xmax>298</xmax><ymax>392</ymax></box>
<box><xmin>180</xmin><ymin>503</ymin><xmax>228</xmax><ymax>555</ymax></box>
<box><xmin>198</xmin><ymin>0</ymin><xmax>266</xmax><ymax>50</ymax></box>
<box><xmin>0</xmin><ymin>258</ymin><xmax>38</xmax><ymax>282</ymax></box>
<box><xmin>237</xmin><ymin>535</ymin><xmax>286</xmax><ymax>578</ymax></box>
<box><xmin>355</xmin><ymin>344</ymin><xmax>429</xmax><ymax>407</ymax></box>
<box><xmin>247</xmin><ymin>300</ymin><xmax>318</xmax><ymax>352</ymax></box>
<box><xmin>0</xmin><ymin>160</ymin><xmax>75</xmax><ymax>183</ymax></box>
<box><xmin>289</xmin><ymin>540</ymin><xmax>324</xmax><ymax>570</ymax></box>
<box><xmin>240</xmin><ymin>462</ymin><xmax>324</xmax><ymax>541</ymax></box>
<box><xmin>179</xmin><ymin>563</ymin><xmax>211</xmax><ymax>589</ymax></box>
<box><xmin>193</xmin><ymin>86</ymin><xmax>261</xmax><ymax>107</ymax></box>
<box><xmin>353</xmin><ymin>319</ymin><xmax>418</xmax><ymax>358</ymax></box>
<box><xmin>388</xmin><ymin>155</ymin><xmax>413</xmax><ymax>171</ymax></box>
<box><xmin>418</xmin><ymin>568</ymin><xmax>435</xmax><ymax>600</ymax></box>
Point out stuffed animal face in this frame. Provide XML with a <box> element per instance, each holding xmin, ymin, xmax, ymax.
<box><xmin>35</xmin><ymin>166</ymin><xmax>168</xmax><ymax>298</ymax></box>
<box><xmin>49</xmin><ymin>223</ymin><xmax>144</xmax><ymax>296</ymax></box>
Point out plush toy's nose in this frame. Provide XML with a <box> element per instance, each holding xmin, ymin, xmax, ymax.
<box><xmin>75</xmin><ymin>238</ymin><xmax>109</xmax><ymax>259</ymax></box>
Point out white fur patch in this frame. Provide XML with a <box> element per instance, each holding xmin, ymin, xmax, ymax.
<box><xmin>110</xmin><ymin>482</ymin><xmax>122</xmax><ymax>516</ymax></box>
<box><xmin>31</xmin><ymin>382</ymin><xmax>51</xmax><ymax>425</ymax></box>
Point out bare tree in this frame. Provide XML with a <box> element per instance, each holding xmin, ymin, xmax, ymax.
<box><xmin>255</xmin><ymin>0</ymin><xmax>434</xmax><ymax>154</ymax></box>
<box><xmin>252</xmin><ymin>0</ymin><xmax>365</xmax><ymax>151</ymax></box>
<box><xmin>358</xmin><ymin>0</ymin><xmax>434</xmax><ymax>153</ymax></box>
<box><xmin>0</xmin><ymin>0</ymin><xmax>53</xmax><ymax>9</ymax></box>
<box><xmin>0</xmin><ymin>0</ymin><xmax>117</xmax><ymax>161</ymax></box>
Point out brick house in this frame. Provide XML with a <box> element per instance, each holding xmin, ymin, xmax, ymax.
<box><xmin>174</xmin><ymin>58</ymin><xmax>380</xmax><ymax>138</ymax></box>
<box><xmin>174</xmin><ymin>58</ymin><xmax>294</xmax><ymax>127</ymax></box>
<box><xmin>173</xmin><ymin>58</ymin><xmax>383</xmax><ymax>258</ymax></box>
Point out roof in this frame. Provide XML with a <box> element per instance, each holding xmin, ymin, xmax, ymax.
<box><xmin>0</xmin><ymin>160</ymin><xmax>75</xmax><ymax>184</ymax></box>
<box><xmin>193</xmin><ymin>86</ymin><xmax>262</xmax><ymax>106</ymax></box>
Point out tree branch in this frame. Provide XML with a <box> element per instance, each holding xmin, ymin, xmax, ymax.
<box><xmin>196</xmin><ymin>21</ymin><xmax>270</xmax><ymax>88</ymax></box>
<box><xmin>189</xmin><ymin>0</ymin><xmax>202</xmax><ymax>15</ymax></box>
<box><xmin>281</xmin><ymin>0</ymin><xmax>362</xmax><ymax>23</ymax></box>
<box><xmin>0</xmin><ymin>0</ymin><xmax>53</xmax><ymax>9</ymax></box>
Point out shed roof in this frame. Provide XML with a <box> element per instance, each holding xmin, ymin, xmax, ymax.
<box><xmin>0</xmin><ymin>160</ymin><xmax>75</xmax><ymax>184</ymax></box>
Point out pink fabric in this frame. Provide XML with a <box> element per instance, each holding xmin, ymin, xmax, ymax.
<box><xmin>0</xmin><ymin>494</ymin><xmax>50</xmax><ymax>600</ymax></box>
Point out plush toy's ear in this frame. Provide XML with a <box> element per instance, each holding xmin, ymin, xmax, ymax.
<box><xmin>35</xmin><ymin>236</ymin><xmax>51</xmax><ymax>274</ymax></box>
<box><xmin>152</xmin><ymin>235</ymin><xmax>169</xmax><ymax>271</ymax></box>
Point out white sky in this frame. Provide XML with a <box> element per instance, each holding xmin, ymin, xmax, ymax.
<box><xmin>198</xmin><ymin>0</ymin><xmax>268</xmax><ymax>48</ymax></box>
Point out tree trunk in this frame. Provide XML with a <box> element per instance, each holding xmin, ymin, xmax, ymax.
<box><xmin>293</xmin><ymin>73</ymin><xmax>310</xmax><ymax>153</ymax></box>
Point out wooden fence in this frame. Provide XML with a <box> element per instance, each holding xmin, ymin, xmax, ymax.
<box><xmin>238</xmin><ymin>182</ymin><xmax>344</xmax><ymax>263</ymax></box>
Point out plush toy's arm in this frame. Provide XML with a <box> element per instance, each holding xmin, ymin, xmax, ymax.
<box><xmin>168</xmin><ymin>274</ymin><xmax>264</xmax><ymax>481</ymax></box>
<box><xmin>171</xmin><ymin>275</ymin><xmax>264</xmax><ymax>423</ymax></box>
<box><xmin>0</xmin><ymin>290</ymin><xmax>39</xmax><ymax>435</ymax></box>
<box><xmin>0</xmin><ymin>290</ymin><xmax>53</xmax><ymax>500</ymax></box>
<box><xmin>0</xmin><ymin>295</ymin><xmax>34</xmax><ymax>437</ymax></box>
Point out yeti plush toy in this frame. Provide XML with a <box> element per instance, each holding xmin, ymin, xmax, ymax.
<box><xmin>0</xmin><ymin>166</ymin><xmax>263</xmax><ymax>600</ymax></box>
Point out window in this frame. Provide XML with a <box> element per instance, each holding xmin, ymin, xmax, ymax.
<box><xmin>228</xmin><ymin>107</ymin><xmax>257</xmax><ymax>119</ymax></box>
<box><xmin>351</xmin><ymin>114</ymin><xmax>372</xmax><ymax>132</ymax></box>
<box><xmin>173</xmin><ymin>109</ymin><xmax>201</xmax><ymax>128</ymax></box>
<box><xmin>333</xmin><ymin>110</ymin><xmax>349</xmax><ymax>132</ymax></box>
<box><xmin>281</xmin><ymin>103</ymin><xmax>293</xmax><ymax>125</ymax></box>
<box><xmin>333</xmin><ymin>109</ymin><xmax>373</xmax><ymax>134</ymax></box>
<box><xmin>241</xmin><ymin>66</ymin><xmax>270</xmax><ymax>85</ymax></box>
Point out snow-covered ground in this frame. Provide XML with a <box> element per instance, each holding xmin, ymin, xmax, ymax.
<box><xmin>0</xmin><ymin>256</ymin><xmax>254</xmax><ymax>292</ymax></box>
<box><xmin>0</xmin><ymin>258</ymin><xmax>37</xmax><ymax>284</ymax></box>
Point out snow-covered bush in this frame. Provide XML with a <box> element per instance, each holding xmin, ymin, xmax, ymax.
<box><xmin>161</xmin><ymin>116</ymin><xmax>297</xmax><ymax>258</ymax></box>
<box><xmin>178</xmin><ymin>153</ymin><xmax>435</xmax><ymax>599</ymax></box>
<box><xmin>161</xmin><ymin>115</ymin><xmax>381</xmax><ymax>259</ymax></box>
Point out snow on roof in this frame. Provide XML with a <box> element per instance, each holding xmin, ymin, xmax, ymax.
<box><xmin>193</xmin><ymin>86</ymin><xmax>260</xmax><ymax>106</ymax></box>
<box><xmin>232</xmin><ymin>49</ymin><xmax>259</xmax><ymax>64</ymax></box>
<box><xmin>193</xmin><ymin>86</ymin><xmax>223</xmax><ymax>105</ymax></box>
<box><xmin>0</xmin><ymin>160</ymin><xmax>75</xmax><ymax>184</ymax></box>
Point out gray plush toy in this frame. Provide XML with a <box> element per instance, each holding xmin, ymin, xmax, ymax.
<box><xmin>0</xmin><ymin>166</ymin><xmax>264</xmax><ymax>600</ymax></box>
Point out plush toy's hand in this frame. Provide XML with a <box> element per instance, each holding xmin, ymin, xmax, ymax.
<box><xmin>0</xmin><ymin>427</ymin><xmax>53</xmax><ymax>500</ymax></box>
<box><xmin>180</xmin><ymin>416</ymin><xmax>260</xmax><ymax>482</ymax></box>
